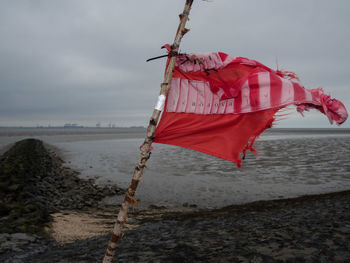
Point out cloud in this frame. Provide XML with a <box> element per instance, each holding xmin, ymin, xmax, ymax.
<box><xmin>0</xmin><ymin>0</ymin><xmax>349</xmax><ymax>127</ymax></box>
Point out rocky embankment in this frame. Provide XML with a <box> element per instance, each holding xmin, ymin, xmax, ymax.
<box><xmin>0</xmin><ymin>138</ymin><xmax>124</xmax><ymax>235</ymax></box>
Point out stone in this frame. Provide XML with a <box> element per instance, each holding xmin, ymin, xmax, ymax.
<box><xmin>11</xmin><ymin>233</ymin><xmax>36</xmax><ymax>242</ymax></box>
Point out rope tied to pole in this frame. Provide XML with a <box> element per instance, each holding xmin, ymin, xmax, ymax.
<box><xmin>146</xmin><ymin>44</ymin><xmax>180</xmax><ymax>62</ymax></box>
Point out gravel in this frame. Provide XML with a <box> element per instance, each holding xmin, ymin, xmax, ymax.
<box><xmin>2</xmin><ymin>191</ymin><xmax>350</xmax><ymax>263</ymax></box>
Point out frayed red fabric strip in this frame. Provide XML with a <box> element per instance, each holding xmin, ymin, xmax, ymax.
<box><xmin>236</xmin><ymin>114</ymin><xmax>276</xmax><ymax>168</ymax></box>
<box><xmin>276</xmin><ymin>69</ymin><xmax>300</xmax><ymax>81</ymax></box>
<box><xmin>161</xmin><ymin>44</ymin><xmax>172</xmax><ymax>52</ymax></box>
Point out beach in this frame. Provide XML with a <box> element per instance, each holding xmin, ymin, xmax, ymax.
<box><xmin>1</xmin><ymin>128</ymin><xmax>350</xmax><ymax>262</ymax></box>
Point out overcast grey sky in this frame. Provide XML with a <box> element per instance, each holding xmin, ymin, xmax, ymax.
<box><xmin>0</xmin><ymin>0</ymin><xmax>349</xmax><ymax>128</ymax></box>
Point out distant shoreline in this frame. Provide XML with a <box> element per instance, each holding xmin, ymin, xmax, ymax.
<box><xmin>0</xmin><ymin>126</ymin><xmax>146</xmax><ymax>129</ymax></box>
<box><xmin>0</xmin><ymin>126</ymin><xmax>349</xmax><ymax>130</ymax></box>
<box><xmin>0</xmin><ymin>127</ymin><xmax>349</xmax><ymax>136</ymax></box>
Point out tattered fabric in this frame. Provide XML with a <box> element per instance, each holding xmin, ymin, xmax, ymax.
<box><xmin>154</xmin><ymin>52</ymin><xmax>348</xmax><ymax>167</ymax></box>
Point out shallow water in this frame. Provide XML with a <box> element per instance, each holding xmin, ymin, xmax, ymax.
<box><xmin>1</xmin><ymin>128</ymin><xmax>349</xmax><ymax>209</ymax></box>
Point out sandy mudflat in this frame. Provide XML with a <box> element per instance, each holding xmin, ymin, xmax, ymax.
<box><xmin>50</xmin><ymin>211</ymin><xmax>115</xmax><ymax>244</ymax></box>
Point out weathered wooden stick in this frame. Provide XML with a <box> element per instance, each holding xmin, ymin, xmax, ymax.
<box><xmin>102</xmin><ymin>1</ymin><xmax>194</xmax><ymax>262</ymax></box>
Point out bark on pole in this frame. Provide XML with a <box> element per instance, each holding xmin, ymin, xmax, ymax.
<box><xmin>102</xmin><ymin>1</ymin><xmax>194</xmax><ymax>262</ymax></box>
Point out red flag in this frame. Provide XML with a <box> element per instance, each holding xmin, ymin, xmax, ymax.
<box><xmin>153</xmin><ymin>52</ymin><xmax>348</xmax><ymax>167</ymax></box>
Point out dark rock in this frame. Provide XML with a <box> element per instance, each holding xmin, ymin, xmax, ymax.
<box><xmin>11</xmin><ymin>233</ymin><xmax>36</xmax><ymax>242</ymax></box>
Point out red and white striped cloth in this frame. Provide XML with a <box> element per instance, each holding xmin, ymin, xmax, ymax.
<box><xmin>154</xmin><ymin>52</ymin><xmax>348</xmax><ymax>167</ymax></box>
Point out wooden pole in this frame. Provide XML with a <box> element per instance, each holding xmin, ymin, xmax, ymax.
<box><xmin>102</xmin><ymin>1</ymin><xmax>194</xmax><ymax>262</ymax></box>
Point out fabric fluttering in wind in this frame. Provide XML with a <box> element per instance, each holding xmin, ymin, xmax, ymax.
<box><xmin>153</xmin><ymin>52</ymin><xmax>348</xmax><ymax>167</ymax></box>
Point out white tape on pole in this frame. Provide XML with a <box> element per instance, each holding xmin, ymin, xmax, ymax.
<box><xmin>155</xmin><ymin>94</ymin><xmax>166</xmax><ymax>111</ymax></box>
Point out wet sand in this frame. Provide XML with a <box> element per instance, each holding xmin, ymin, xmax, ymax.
<box><xmin>35</xmin><ymin>129</ymin><xmax>350</xmax><ymax>209</ymax></box>
<box><xmin>1</xmin><ymin>128</ymin><xmax>350</xmax><ymax>210</ymax></box>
